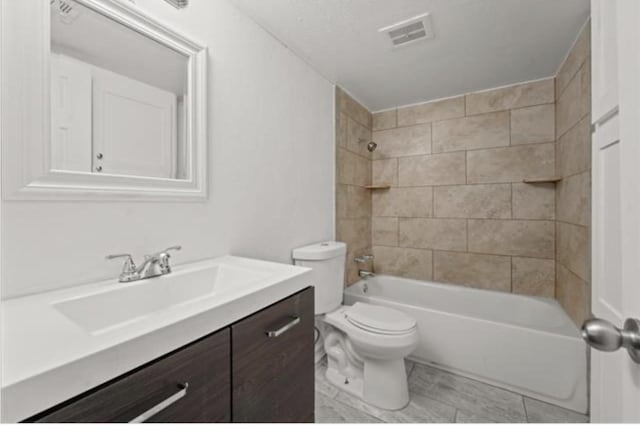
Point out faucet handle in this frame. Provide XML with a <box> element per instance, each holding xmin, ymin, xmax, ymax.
<box><xmin>354</xmin><ymin>254</ymin><xmax>374</xmax><ymax>264</ymax></box>
<box><xmin>106</xmin><ymin>253</ymin><xmax>138</xmax><ymax>280</ymax></box>
<box><xmin>145</xmin><ymin>245</ymin><xmax>182</xmax><ymax>260</ymax></box>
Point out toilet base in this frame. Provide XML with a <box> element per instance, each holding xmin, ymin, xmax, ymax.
<box><xmin>326</xmin><ymin>366</ymin><xmax>364</xmax><ymax>399</ymax></box>
<box><xmin>325</xmin><ymin>358</ymin><xmax>410</xmax><ymax>410</ymax></box>
<box><xmin>324</xmin><ymin>326</ymin><xmax>411</xmax><ymax>411</ymax></box>
<box><xmin>362</xmin><ymin>358</ymin><xmax>410</xmax><ymax>410</ymax></box>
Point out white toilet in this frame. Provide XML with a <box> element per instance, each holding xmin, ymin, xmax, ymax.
<box><xmin>293</xmin><ymin>241</ymin><xmax>418</xmax><ymax>410</ymax></box>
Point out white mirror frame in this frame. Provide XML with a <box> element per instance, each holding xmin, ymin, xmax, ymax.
<box><xmin>0</xmin><ymin>0</ymin><xmax>208</xmax><ymax>201</ymax></box>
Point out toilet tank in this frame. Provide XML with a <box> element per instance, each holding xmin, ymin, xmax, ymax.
<box><xmin>292</xmin><ymin>241</ymin><xmax>346</xmax><ymax>315</ymax></box>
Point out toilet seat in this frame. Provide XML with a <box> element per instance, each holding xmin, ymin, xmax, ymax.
<box><xmin>345</xmin><ymin>302</ymin><xmax>416</xmax><ymax>335</ymax></box>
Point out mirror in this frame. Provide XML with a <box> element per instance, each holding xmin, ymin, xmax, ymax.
<box><xmin>50</xmin><ymin>0</ymin><xmax>190</xmax><ymax>180</ymax></box>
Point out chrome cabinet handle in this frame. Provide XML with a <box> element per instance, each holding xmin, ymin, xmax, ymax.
<box><xmin>128</xmin><ymin>382</ymin><xmax>189</xmax><ymax>423</ymax></box>
<box><xmin>582</xmin><ymin>318</ymin><xmax>640</xmax><ymax>363</ymax></box>
<box><xmin>266</xmin><ymin>316</ymin><xmax>300</xmax><ymax>338</ymax></box>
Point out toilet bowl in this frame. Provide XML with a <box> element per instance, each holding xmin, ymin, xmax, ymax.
<box><xmin>322</xmin><ymin>303</ymin><xmax>418</xmax><ymax>410</ymax></box>
<box><xmin>292</xmin><ymin>242</ymin><xmax>419</xmax><ymax>410</ymax></box>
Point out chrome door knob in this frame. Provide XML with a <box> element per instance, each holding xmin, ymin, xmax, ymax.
<box><xmin>581</xmin><ymin>318</ymin><xmax>640</xmax><ymax>363</ymax></box>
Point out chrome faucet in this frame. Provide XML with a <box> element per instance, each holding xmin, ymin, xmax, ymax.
<box><xmin>358</xmin><ymin>270</ymin><xmax>375</xmax><ymax>279</ymax></box>
<box><xmin>107</xmin><ymin>245</ymin><xmax>182</xmax><ymax>283</ymax></box>
<box><xmin>354</xmin><ymin>254</ymin><xmax>375</xmax><ymax>279</ymax></box>
<box><xmin>354</xmin><ymin>254</ymin><xmax>374</xmax><ymax>264</ymax></box>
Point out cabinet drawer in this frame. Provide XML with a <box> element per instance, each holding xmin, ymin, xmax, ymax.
<box><xmin>232</xmin><ymin>287</ymin><xmax>314</xmax><ymax>423</ymax></box>
<box><xmin>31</xmin><ymin>328</ymin><xmax>231</xmax><ymax>423</ymax></box>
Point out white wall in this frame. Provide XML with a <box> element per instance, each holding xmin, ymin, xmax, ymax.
<box><xmin>0</xmin><ymin>0</ymin><xmax>335</xmax><ymax>299</ymax></box>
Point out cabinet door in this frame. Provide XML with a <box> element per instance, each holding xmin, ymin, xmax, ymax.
<box><xmin>232</xmin><ymin>287</ymin><xmax>314</xmax><ymax>423</ymax></box>
<box><xmin>31</xmin><ymin>328</ymin><xmax>230</xmax><ymax>423</ymax></box>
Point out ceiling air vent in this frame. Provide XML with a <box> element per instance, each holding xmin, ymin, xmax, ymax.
<box><xmin>50</xmin><ymin>0</ymin><xmax>81</xmax><ymax>24</ymax></box>
<box><xmin>379</xmin><ymin>13</ymin><xmax>434</xmax><ymax>48</ymax></box>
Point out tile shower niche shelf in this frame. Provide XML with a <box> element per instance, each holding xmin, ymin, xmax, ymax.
<box><xmin>522</xmin><ymin>177</ymin><xmax>563</xmax><ymax>184</ymax></box>
<box><xmin>365</xmin><ymin>184</ymin><xmax>392</xmax><ymax>190</ymax></box>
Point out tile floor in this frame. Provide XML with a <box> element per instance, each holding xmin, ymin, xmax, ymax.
<box><xmin>315</xmin><ymin>359</ymin><xmax>589</xmax><ymax>424</ymax></box>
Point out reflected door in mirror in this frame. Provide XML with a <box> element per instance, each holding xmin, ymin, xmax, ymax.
<box><xmin>50</xmin><ymin>0</ymin><xmax>189</xmax><ymax>180</ymax></box>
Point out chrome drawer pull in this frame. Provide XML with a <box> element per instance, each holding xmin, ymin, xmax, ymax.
<box><xmin>129</xmin><ymin>382</ymin><xmax>188</xmax><ymax>423</ymax></box>
<box><xmin>266</xmin><ymin>316</ymin><xmax>300</xmax><ymax>338</ymax></box>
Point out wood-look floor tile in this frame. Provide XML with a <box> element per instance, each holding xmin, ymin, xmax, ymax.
<box><xmin>408</xmin><ymin>364</ymin><xmax>527</xmax><ymax>423</ymax></box>
<box><xmin>315</xmin><ymin>392</ymin><xmax>382</xmax><ymax>423</ymax></box>
<box><xmin>335</xmin><ymin>391</ymin><xmax>456</xmax><ymax>423</ymax></box>
<box><xmin>524</xmin><ymin>397</ymin><xmax>589</xmax><ymax>423</ymax></box>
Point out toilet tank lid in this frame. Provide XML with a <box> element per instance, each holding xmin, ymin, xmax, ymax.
<box><xmin>292</xmin><ymin>241</ymin><xmax>346</xmax><ymax>260</ymax></box>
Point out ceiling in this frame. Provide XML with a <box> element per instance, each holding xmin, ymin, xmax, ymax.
<box><xmin>231</xmin><ymin>0</ymin><xmax>590</xmax><ymax>111</ymax></box>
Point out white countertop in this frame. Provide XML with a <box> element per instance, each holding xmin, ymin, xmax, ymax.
<box><xmin>0</xmin><ymin>256</ymin><xmax>312</xmax><ymax>423</ymax></box>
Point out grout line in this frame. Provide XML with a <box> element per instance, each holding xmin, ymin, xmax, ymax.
<box><xmin>370</xmin><ymin>140</ymin><xmax>555</xmax><ymax>162</ymax></box>
<box><xmin>368</xmin><ymin>245</ymin><xmax>553</xmax><ymax>261</ymax></box>
<box><xmin>522</xmin><ymin>396</ymin><xmax>529</xmax><ymax>423</ymax></box>
<box><xmin>465</xmin><ymin>219</ymin><xmax>469</xmax><ymax>252</ymax></box>
<box><xmin>508</xmin><ymin>109</ymin><xmax>513</xmax><ymax>146</ymax></box>
<box><xmin>510</xmin><ymin>183</ymin><xmax>514</xmax><ymax>219</ymax></box>
<box><xmin>510</xmin><ymin>256</ymin><xmax>514</xmax><ymax>292</ymax></box>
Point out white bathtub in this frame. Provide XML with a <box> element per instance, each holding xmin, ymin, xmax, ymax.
<box><xmin>343</xmin><ymin>275</ymin><xmax>588</xmax><ymax>413</ymax></box>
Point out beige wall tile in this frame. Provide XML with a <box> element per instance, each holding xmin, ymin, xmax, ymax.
<box><xmin>373</xmin><ymin>246</ymin><xmax>432</xmax><ymax>281</ymax></box>
<box><xmin>336</xmin><ymin>87</ymin><xmax>371</xmax><ymax>128</ymax></box>
<box><xmin>510</xmin><ymin>104</ymin><xmax>555</xmax><ymax>145</ymax></box>
<box><xmin>556</xmin><ymin>172</ymin><xmax>590</xmax><ymax>226</ymax></box>
<box><xmin>336</xmin><ymin>184</ymin><xmax>346</xmax><ymax>221</ymax></box>
<box><xmin>347</xmin><ymin>116</ymin><xmax>373</xmax><ymax>158</ymax></box>
<box><xmin>512</xmin><ymin>257</ymin><xmax>555</xmax><ymax>298</ymax></box>
<box><xmin>399</xmin><ymin>152</ymin><xmax>466</xmax><ymax>186</ymax></box>
<box><xmin>468</xmin><ymin>219</ymin><xmax>555</xmax><ymax>258</ymax></box>
<box><xmin>372</xmin><ymin>187</ymin><xmax>433</xmax><ymax>218</ymax></box>
<box><xmin>337</xmin><ymin>148</ymin><xmax>371</xmax><ymax>186</ymax></box>
<box><xmin>579</xmin><ymin>58</ymin><xmax>591</xmax><ymax>120</ymax></box>
<box><xmin>336</xmin><ymin>218</ymin><xmax>371</xmax><ymax>252</ymax></box>
<box><xmin>512</xmin><ymin>183</ymin><xmax>555</xmax><ymax>220</ymax></box>
<box><xmin>336</xmin><ymin>113</ymin><xmax>348</xmax><ymax>148</ymax></box>
<box><xmin>434</xmin><ymin>251</ymin><xmax>511</xmax><ymax>292</ymax></box>
<box><xmin>372</xmin><ymin>217</ymin><xmax>398</xmax><ymax>246</ymax></box>
<box><xmin>399</xmin><ymin>218</ymin><xmax>467</xmax><ymax>251</ymax></box>
<box><xmin>556</xmin><ymin>221</ymin><xmax>589</xmax><ymax>281</ymax></box>
<box><xmin>467</xmin><ymin>143</ymin><xmax>555</xmax><ymax>184</ymax></box>
<box><xmin>465</xmin><ymin>79</ymin><xmax>555</xmax><ymax>115</ymax></box>
<box><xmin>556</xmin><ymin>263</ymin><xmax>590</xmax><ymax>327</ymax></box>
<box><xmin>557</xmin><ymin>116</ymin><xmax>591</xmax><ymax>177</ymax></box>
<box><xmin>432</xmin><ymin>111</ymin><xmax>510</xmax><ymax>153</ymax></box>
<box><xmin>373</xmin><ymin>110</ymin><xmax>397</xmax><ymax>131</ymax></box>
<box><xmin>434</xmin><ymin>184</ymin><xmax>511</xmax><ymax>219</ymax></box>
<box><xmin>556</xmin><ymin>23</ymin><xmax>590</xmax><ymax>97</ymax></box>
<box><xmin>372</xmin><ymin>158</ymin><xmax>398</xmax><ymax>186</ymax></box>
<box><xmin>397</xmin><ymin>96</ymin><xmax>465</xmax><ymax>127</ymax></box>
<box><xmin>372</xmin><ymin>124</ymin><xmax>431</xmax><ymax>159</ymax></box>
<box><xmin>556</xmin><ymin>62</ymin><xmax>590</xmax><ymax>138</ymax></box>
<box><xmin>336</xmin><ymin>185</ymin><xmax>371</xmax><ymax>219</ymax></box>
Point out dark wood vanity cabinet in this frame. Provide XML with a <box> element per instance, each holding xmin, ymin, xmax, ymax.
<box><xmin>232</xmin><ymin>286</ymin><xmax>314</xmax><ymax>423</ymax></box>
<box><xmin>31</xmin><ymin>328</ymin><xmax>232</xmax><ymax>423</ymax></box>
<box><xmin>28</xmin><ymin>287</ymin><xmax>314</xmax><ymax>423</ymax></box>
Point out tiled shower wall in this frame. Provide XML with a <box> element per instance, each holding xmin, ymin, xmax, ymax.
<box><xmin>335</xmin><ymin>23</ymin><xmax>591</xmax><ymax>309</ymax></box>
<box><xmin>335</xmin><ymin>88</ymin><xmax>373</xmax><ymax>285</ymax></box>
<box><xmin>369</xmin><ymin>79</ymin><xmax>557</xmax><ymax>296</ymax></box>
<box><xmin>555</xmin><ymin>23</ymin><xmax>592</xmax><ymax>326</ymax></box>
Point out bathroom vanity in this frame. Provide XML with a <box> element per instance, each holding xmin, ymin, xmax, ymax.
<box><xmin>1</xmin><ymin>257</ymin><xmax>314</xmax><ymax>423</ymax></box>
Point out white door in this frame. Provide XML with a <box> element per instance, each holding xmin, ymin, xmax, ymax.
<box><xmin>50</xmin><ymin>54</ymin><xmax>92</xmax><ymax>172</ymax></box>
<box><xmin>92</xmin><ymin>67</ymin><xmax>177</xmax><ymax>178</ymax></box>
<box><xmin>589</xmin><ymin>0</ymin><xmax>640</xmax><ymax>422</ymax></box>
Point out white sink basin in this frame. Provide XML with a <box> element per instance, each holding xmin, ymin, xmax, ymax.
<box><xmin>53</xmin><ymin>263</ymin><xmax>272</xmax><ymax>335</ymax></box>
<box><xmin>1</xmin><ymin>255</ymin><xmax>312</xmax><ymax>423</ymax></box>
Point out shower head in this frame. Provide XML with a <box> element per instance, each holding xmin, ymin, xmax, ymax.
<box><xmin>358</xmin><ymin>138</ymin><xmax>378</xmax><ymax>152</ymax></box>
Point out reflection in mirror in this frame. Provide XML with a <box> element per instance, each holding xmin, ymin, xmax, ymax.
<box><xmin>50</xmin><ymin>0</ymin><xmax>190</xmax><ymax>180</ymax></box>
